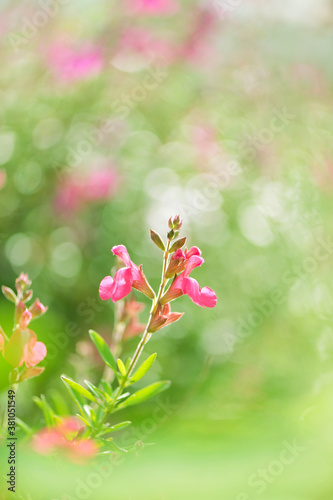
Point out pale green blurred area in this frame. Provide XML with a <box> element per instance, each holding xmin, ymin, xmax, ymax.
<box><xmin>1</xmin><ymin>0</ymin><xmax>333</xmax><ymax>499</ymax></box>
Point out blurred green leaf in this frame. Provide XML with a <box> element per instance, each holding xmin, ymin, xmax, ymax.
<box><xmin>33</xmin><ymin>395</ymin><xmax>55</xmax><ymax>427</ymax></box>
<box><xmin>61</xmin><ymin>375</ymin><xmax>96</xmax><ymax>403</ymax></box>
<box><xmin>117</xmin><ymin>381</ymin><xmax>171</xmax><ymax>410</ymax></box>
<box><xmin>130</xmin><ymin>353</ymin><xmax>157</xmax><ymax>384</ymax></box>
<box><xmin>117</xmin><ymin>358</ymin><xmax>127</xmax><ymax>377</ymax></box>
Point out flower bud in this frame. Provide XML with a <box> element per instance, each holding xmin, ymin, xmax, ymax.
<box><xmin>29</xmin><ymin>299</ymin><xmax>48</xmax><ymax>319</ymax></box>
<box><xmin>168</xmin><ymin>215</ymin><xmax>182</xmax><ymax>231</ymax></box>
<box><xmin>19</xmin><ymin>310</ymin><xmax>32</xmax><ymax>329</ymax></box>
<box><xmin>1</xmin><ymin>286</ymin><xmax>17</xmax><ymax>303</ymax></box>
<box><xmin>15</xmin><ymin>273</ymin><xmax>31</xmax><ymax>294</ymax></box>
<box><xmin>22</xmin><ymin>289</ymin><xmax>33</xmax><ymax>302</ymax></box>
<box><xmin>150</xmin><ymin>229</ymin><xmax>165</xmax><ymax>251</ymax></box>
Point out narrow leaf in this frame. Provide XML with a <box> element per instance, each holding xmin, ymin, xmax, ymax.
<box><xmin>150</xmin><ymin>229</ymin><xmax>165</xmax><ymax>251</ymax></box>
<box><xmin>130</xmin><ymin>353</ymin><xmax>157</xmax><ymax>384</ymax></box>
<box><xmin>117</xmin><ymin>359</ymin><xmax>127</xmax><ymax>377</ymax></box>
<box><xmin>170</xmin><ymin>237</ymin><xmax>186</xmax><ymax>253</ymax></box>
<box><xmin>61</xmin><ymin>375</ymin><xmax>96</xmax><ymax>403</ymax></box>
<box><xmin>89</xmin><ymin>330</ymin><xmax>117</xmax><ymax>372</ymax></box>
<box><xmin>33</xmin><ymin>395</ymin><xmax>55</xmax><ymax>427</ymax></box>
<box><xmin>117</xmin><ymin>381</ymin><xmax>171</xmax><ymax>410</ymax></box>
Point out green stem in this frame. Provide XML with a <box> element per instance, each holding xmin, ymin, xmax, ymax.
<box><xmin>94</xmin><ymin>240</ymin><xmax>172</xmax><ymax>432</ymax></box>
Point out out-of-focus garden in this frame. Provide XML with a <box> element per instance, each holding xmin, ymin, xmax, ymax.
<box><xmin>1</xmin><ymin>0</ymin><xmax>333</xmax><ymax>498</ymax></box>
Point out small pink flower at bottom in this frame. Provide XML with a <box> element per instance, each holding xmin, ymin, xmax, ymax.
<box><xmin>162</xmin><ymin>254</ymin><xmax>217</xmax><ymax>308</ymax></box>
<box><xmin>33</xmin><ymin>418</ymin><xmax>97</xmax><ymax>464</ymax></box>
<box><xmin>99</xmin><ymin>245</ymin><xmax>154</xmax><ymax>302</ymax></box>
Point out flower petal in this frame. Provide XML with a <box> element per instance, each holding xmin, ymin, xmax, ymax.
<box><xmin>99</xmin><ymin>276</ymin><xmax>115</xmax><ymax>301</ymax></box>
<box><xmin>0</xmin><ymin>333</ymin><xmax>4</xmax><ymax>352</ymax></box>
<box><xmin>112</xmin><ymin>245</ymin><xmax>132</xmax><ymax>267</ymax></box>
<box><xmin>186</xmin><ymin>246</ymin><xmax>202</xmax><ymax>258</ymax></box>
<box><xmin>182</xmin><ymin>277</ymin><xmax>217</xmax><ymax>308</ymax></box>
<box><xmin>184</xmin><ymin>255</ymin><xmax>204</xmax><ymax>277</ymax></box>
<box><xmin>111</xmin><ymin>267</ymin><xmax>134</xmax><ymax>302</ymax></box>
<box><xmin>24</xmin><ymin>338</ymin><xmax>47</xmax><ymax>367</ymax></box>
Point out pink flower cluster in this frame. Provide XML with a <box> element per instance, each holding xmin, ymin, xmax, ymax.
<box><xmin>126</xmin><ymin>0</ymin><xmax>178</xmax><ymax>15</ymax></box>
<box><xmin>33</xmin><ymin>418</ymin><xmax>97</xmax><ymax>463</ymax></box>
<box><xmin>99</xmin><ymin>219</ymin><xmax>217</xmax><ymax>335</ymax></box>
<box><xmin>162</xmin><ymin>247</ymin><xmax>217</xmax><ymax>308</ymax></box>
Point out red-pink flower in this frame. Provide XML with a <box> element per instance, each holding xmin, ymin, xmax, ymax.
<box><xmin>33</xmin><ymin>418</ymin><xmax>97</xmax><ymax>463</ymax></box>
<box><xmin>99</xmin><ymin>245</ymin><xmax>154</xmax><ymax>302</ymax></box>
<box><xmin>126</xmin><ymin>0</ymin><xmax>178</xmax><ymax>15</ymax></box>
<box><xmin>47</xmin><ymin>42</ymin><xmax>104</xmax><ymax>83</ymax></box>
<box><xmin>162</xmin><ymin>251</ymin><xmax>217</xmax><ymax>308</ymax></box>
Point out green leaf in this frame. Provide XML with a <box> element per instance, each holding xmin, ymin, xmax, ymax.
<box><xmin>76</xmin><ymin>415</ymin><xmax>91</xmax><ymax>428</ymax></box>
<box><xmin>150</xmin><ymin>229</ymin><xmax>165</xmax><ymax>251</ymax></box>
<box><xmin>101</xmin><ymin>379</ymin><xmax>113</xmax><ymax>396</ymax></box>
<box><xmin>117</xmin><ymin>381</ymin><xmax>171</xmax><ymax>410</ymax></box>
<box><xmin>89</xmin><ymin>330</ymin><xmax>117</xmax><ymax>372</ymax></box>
<box><xmin>84</xmin><ymin>380</ymin><xmax>104</xmax><ymax>400</ymax></box>
<box><xmin>170</xmin><ymin>236</ymin><xmax>186</xmax><ymax>253</ymax></box>
<box><xmin>61</xmin><ymin>375</ymin><xmax>96</xmax><ymax>403</ymax></box>
<box><xmin>130</xmin><ymin>353</ymin><xmax>157</xmax><ymax>384</ymax></box>
<box><xmin>117</xmin><ymin>359</ymin><xmax>127</xmax><ymax>377</ymax></box>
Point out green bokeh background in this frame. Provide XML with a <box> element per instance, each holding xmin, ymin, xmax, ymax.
<box><xmin>1</xmin><ymin>1</ymin><xmax>333</xmax><ymax>498</ymax></box>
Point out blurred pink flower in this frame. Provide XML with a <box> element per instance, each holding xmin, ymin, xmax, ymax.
<box><xmin>0</xmin><ymin>333</ymin><xmax>4</xmax><ymax>351</ymax></box>
<box><xmin>23</xmin><ymin>337</ymin><xmax>47</xmax><ymax>368</ymax></box>
<box><xmin>126</xmin><ymin>0</ymin><xmax>178</xmax><ymax>15</ymax></box>
<box><xmin>178</xmin><ymin>9</ymin><xmax>217</xmax><ymax>66</ymax></box>
<box><xmin>55</xmin><ymin>166</ymin><xmax>119</xmax><ymax>213</ymax></box>
<box><xmin>99</xmin><ymin>245</ymin><xmax>154</xmax><ymax>302</ymax></box>
<box><xmin>48</xmin><ymin>43</ymin><xmax>103</xmax><ymax>83</ymax></box>
<box><xmin>33</xmin><ymin>417</ymin><xmax>97</xmax><ymax>463</ymax></box>
<box><xmin>0</xmin><ymin>169</ymin><xmax>6</xmax><ymax>190</ymax></box>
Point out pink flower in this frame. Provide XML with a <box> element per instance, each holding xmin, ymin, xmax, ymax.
<box><xmin>126</xmin><ymin>0</ymin><xmax>178</xmax><ymax>15</ymax></box>
<box><xmin>23</xmin><ymin>338</ymin><xmax>47</xmax><ymax>368</ymax></box>
<box><xmin>55</xmin><ymin>167</ymin><xmax>118</xmax><ymax>213</ymax></box>
<box><xmin>3</xmin><ymin>329</ymin><xmax>47</xmax><ymax>368</ymax></box>
<box><xmin>162</xmin><ymin>252</ymin><xmax>217</xmax><ymax>308</ymax></box>
<box><xmin>47</xmin><ymin>42</ymin><xmax>103</xmax><ymax>83</ymax></box>
<box><xmin>148</xmin><ymin>303</ymin><xmax>183</xmax><ymax>333</ymax></box>
<box><xmin>99</xmin><ymin>245</ymin><xmax>154</xmax><ymax>302</ymax></box>
<box><xmin>165</xmin><ymin>246</ymin><xmax>201</xmax><ymax>278</ymax></box>
<box><xmin>0</xmin><ymin>333</ymin><xmax>4</xmax><ymax>351</ymax></box>
<box><xmin>33</xmin><ymin>418</ymin><xmax>97</xmax><ymax>463</ymax></box>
